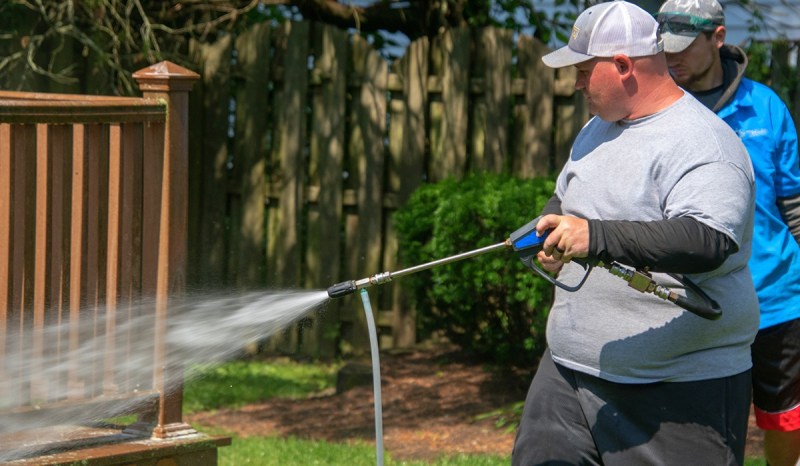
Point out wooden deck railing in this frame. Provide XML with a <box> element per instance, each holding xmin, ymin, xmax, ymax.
<box><xmin>0</xmin><ymin>61</ymin><xmax>200</xmax><ymax>459</ymax></box>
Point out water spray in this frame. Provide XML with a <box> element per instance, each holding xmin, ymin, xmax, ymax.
<box><xmin>0</xmin><ymin>290</ymin><xmax>329</xmax><ymax>462</ymax></box>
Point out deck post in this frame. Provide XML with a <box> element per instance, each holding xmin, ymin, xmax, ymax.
<box><xmin>132</xmin><ymin>61</ymin><xmax>200</xmax><ymax>439</ymax></box>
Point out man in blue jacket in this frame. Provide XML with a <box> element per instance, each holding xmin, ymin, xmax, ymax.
<box><xmin>658</xmin><ymin>1</ymin><xmax>800</xmax><ymax>464</ymax></box>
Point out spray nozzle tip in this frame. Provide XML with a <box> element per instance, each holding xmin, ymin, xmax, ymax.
<box><xmin>327</xmin><ymin>280</ymin><xmax>357</xmax><ymax>299</ymax></box>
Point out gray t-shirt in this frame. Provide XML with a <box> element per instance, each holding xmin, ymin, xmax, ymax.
<box><xmin>548</xmin><ymin>93</ymin><xmax>759</xmax><ymax>383</ymax></box>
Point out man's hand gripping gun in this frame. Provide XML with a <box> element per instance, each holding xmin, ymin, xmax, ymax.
<box><xmin>328</xmin><ymin>216</ymin><xmax>722</xmax><ymax>321</ymax></box>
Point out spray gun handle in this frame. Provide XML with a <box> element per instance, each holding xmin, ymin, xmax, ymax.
<box><xmin>509</xmin><ymin>216</ymin><xmax>547</xmax><ymax>252</ymax></box>
<box><xmin>509</xmin><ymin>216</ymin><xmax>594</xmax><ymax>292</ymax></box>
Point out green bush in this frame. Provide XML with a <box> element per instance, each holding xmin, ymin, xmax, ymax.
<box><xmin>393</xmin><ymin>173</ymin><xmax>557</xmax><ymax>367</ymax></box>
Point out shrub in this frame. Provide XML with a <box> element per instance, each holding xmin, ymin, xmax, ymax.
<box><xmin>393</xmin><ymin>173</ymin><xmax>557</xmax><ymax>367</ymax></box>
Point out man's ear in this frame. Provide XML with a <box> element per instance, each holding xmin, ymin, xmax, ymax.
<box><xmin>613</xmin><ymin>55</ymin><xmax>634</xmax><ymax>79</ymax></box>
<box><xmin>713</xmin><ymin>25</ymin><xmax>727</xmax><ymax>49</ymax></box>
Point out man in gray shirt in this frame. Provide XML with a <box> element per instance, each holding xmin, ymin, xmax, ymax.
<box><xmin>511</xmin><ymin>2</ymin><xmax>758</xmax><ymax>465</ymax></box>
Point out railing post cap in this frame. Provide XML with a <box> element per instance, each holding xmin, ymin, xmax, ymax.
<box><xmin>133</xmin><ymin>61</ymin><xmax>200</xmax><ymax>93</ymax></box>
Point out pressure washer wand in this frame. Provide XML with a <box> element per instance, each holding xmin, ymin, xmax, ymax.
<box><xmin>327</xmin><ymin>241</ymin><xmax>510</xmax><ymax>298</ymax></box>
<box><xmin>328</xmin><ymin>216</ymin><xmax>552</xmax><ymax>299</ymax></box>
<box><xmin>327</xmin><ymin>215</ymin><xmax>722</xmax><ymax>321</ymax></box>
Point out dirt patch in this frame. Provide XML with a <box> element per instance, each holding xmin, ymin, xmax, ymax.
<box><xmin>187</xmin><ymin>348</ymin><xmax>765</xmax><ymax>461</ymax></box>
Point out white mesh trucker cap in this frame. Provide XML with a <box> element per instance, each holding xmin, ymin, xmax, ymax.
<box><xmin>542</xmin><ymin>0</ymin><xmax>664</xmax><ymax>69</ymax></box>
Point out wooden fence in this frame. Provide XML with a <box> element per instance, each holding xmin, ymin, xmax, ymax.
<box><xmin>0</xmin><ymin>62</ymin><xmax>229</xmax><ymax>464</ymax></box>
<box><xmin>185</xmin><ymin>22</ymin><xmax>588</xmax><ymax>359</ymax></box>
<box><xmin>2</xmin><ymin>20</ymin><xmax>797</xmax><ymax>362</ymax></box>
<box><xmin>1</xmin><ymin>22</ymin><xmax>798</xmax><ymax>364</ymax></box>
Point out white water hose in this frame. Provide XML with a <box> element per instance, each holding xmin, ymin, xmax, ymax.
<box><xmin>360</xmin><ymin>288</ymin><xmax>384</xmax><ymax>466</ymax></box>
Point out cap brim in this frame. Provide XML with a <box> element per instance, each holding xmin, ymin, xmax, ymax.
<box><xmin>661</xmin><ymin>32</ymin><xmax>698</xmax><ymax>54</ymax></box>
<box><xmin>542</xmin><ymin>45</ymin><xmax>594</xmax><ymax>68</ymax></box>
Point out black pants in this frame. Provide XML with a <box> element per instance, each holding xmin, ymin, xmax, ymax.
<box><xmin>512</xmin><ymin>349</ymin><xmax>751</xmax><ymax>466</ymax></box>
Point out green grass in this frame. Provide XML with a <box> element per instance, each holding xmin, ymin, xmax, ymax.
<box><xmin>183</xmin><ymin>358</ymin><xmax>340</xmax><ymax>414</ymax></box>
<box><xmin>205</xmin><ymin>432</ymin><xmax>508</xmax><ymax>466</ymax></box>
<box><xmin>473</xmin><ymin>401</ymin><xmax>524</xmax><ymax>434</ymax></box>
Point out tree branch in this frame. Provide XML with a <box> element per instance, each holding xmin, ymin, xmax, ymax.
<box><xmin>291</xmin><ymin>0</ymin><xmax>457</xmax><ymax>40</ymax></box>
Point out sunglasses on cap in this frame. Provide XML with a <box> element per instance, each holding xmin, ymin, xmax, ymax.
<box><xmin>656</xmin><ymin>13</ymin><xmax>722</xmax><ymax>36</ymax></box>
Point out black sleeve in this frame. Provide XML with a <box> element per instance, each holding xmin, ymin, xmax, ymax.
<box><xmin>588</xmin><ymin>217</ymin><xmax>737</xmax><ymax>273</ymax></box>
<box><xmin>778</xmin><ymin>193</ymin><xmax>800</xmax><ymax>245</ymax></box>
<box><xmin>541</xmin><ymin>195</ymin><xmax>562</xmax><ymax>216</ymax></box>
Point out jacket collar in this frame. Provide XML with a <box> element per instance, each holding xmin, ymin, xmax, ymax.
<box><xmin>714</xmin><ymin>44</ymin><xmax>748</xmax><ymax>115</ymax></box>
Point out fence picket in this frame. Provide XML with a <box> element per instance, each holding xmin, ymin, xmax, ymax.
<box><xmin>0</xmin><ymin>124</ymin><xmax>10</xmax><ymax>401</ymax></box>
<box><xmin>384</xmin><ymin>37</ymin><xmax>429</xmax><ymax>347</ymax></box>
<box><xmin>68</xmin><ymin>124</ymin><xmax>87</xmax><ymax>399</ymax></box>
<box><xmin>32</xmin><ymin>124</ymin><xmax>50</xmax><ymax>401</ymax></box>
<box><xmin>193</xmin><ymin>36</ymin><xmax>233</xmax><ymax>289</ymax></box>
<box><xmin>231</xmin><ymin>23</ymin><xmax>272</xmax><ymax>290</ymax></box>
<box><xmin>342</xmin><ymin>35</ymin><xmax>388</xmax><ymax>355</ymax></box>
<box><xmin>430</xmin><ymin>28</ymin><xmax>470</xmax><ymax>181</ymax></box>
<box><xmin>302</xmin><ymin>24</ymin><xmax>348</xmax><ymax>358</ymax></box>
<box><xmin>478</xmin><ymin>27</ymin><xmax>513</xmax><ymax>173</ymax></box>
<box><xmin>265</xmin><ymin>21</ymin><xmax>310</xmax><ymax>353</ymax></box>
<box><xmin>267</xmin><ymin>22</ymin><xmax>308</xmax><ymax>289</ymax></box>
<box><xmin>516</xmin><ymin>36</ymin><xmax>554</xmax><ymax>177</ymax></box>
